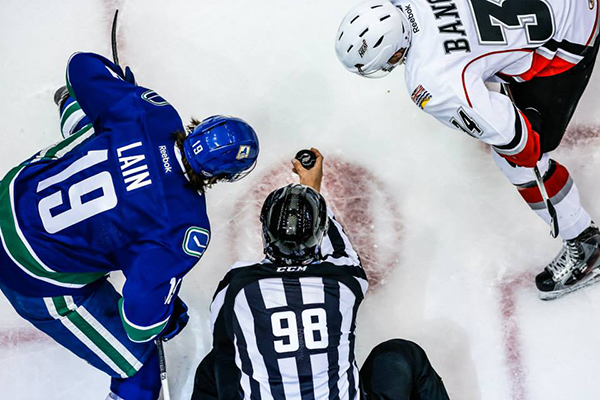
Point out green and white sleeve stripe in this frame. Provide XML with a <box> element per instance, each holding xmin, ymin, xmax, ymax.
<box><xmin>59</xmin><ymin>102</ymin><xmax>87</xmax><ymax>139</ymax></box>
<box><xmin>33</xmin><ymin>122</ymin><xmax>95</xmax><ymax>163</ymax></box>
<box><xmin>45</xmin><ymin>296</ymin><xmax>143</xmax><ymax>378</ymax></box>
<box><xmin>118</xmin><ymin>298</ymin><xmax>170</xmax><ymax>343</ymax></box>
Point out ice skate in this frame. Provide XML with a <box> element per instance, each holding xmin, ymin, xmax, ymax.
<box><xmin>536</xmin><ymin>224</ymin><xmax>600</xmax><ymax>300</ymax></box>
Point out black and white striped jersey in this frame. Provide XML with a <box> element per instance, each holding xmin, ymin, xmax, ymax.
<box><xmin>208</xmin><ymin>209</ymin><xmax>368</xmax><ymax>400</ymax></box>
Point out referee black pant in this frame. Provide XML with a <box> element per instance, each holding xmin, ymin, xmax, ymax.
<box><xmin>360</xmin><ymin>339</ymin><xmax>450</xmax><ymax>400</ymax></box>
<box><xmin>191</xmin><ymin>339</ymin><xmax>450</xmax><ymax>400</ymax></box>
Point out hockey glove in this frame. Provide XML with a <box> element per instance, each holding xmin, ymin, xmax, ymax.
<box><xmin>160</xmin><ymin>297</ymin><xmax>189</xmax><ymax>341</ymax></box>
<box><xmin>123</xmin><ymin>66</ymin><xmax>136</xmax><ymax>85</ymax></box>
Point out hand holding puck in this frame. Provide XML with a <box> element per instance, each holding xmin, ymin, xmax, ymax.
<box><xmin>295</xmin><ymin>149</ymin><xmax>317</xmax><ymax>170</ymax></box>
<box><xmin>292</xmin><ymin>148</ymin><xmax>323</xmax><ymax>192</ymax></box>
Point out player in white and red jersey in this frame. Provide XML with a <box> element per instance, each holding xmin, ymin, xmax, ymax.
<box><xmin>335</xmin><ymin>0</ymin><xmax>600</xmax><ymax>300</ymax></box>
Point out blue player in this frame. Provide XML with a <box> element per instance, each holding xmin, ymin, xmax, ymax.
<box><xmin>0</xmin><ymin>52</ymin><xmax>259</xmax><ymax>400</ymax></box>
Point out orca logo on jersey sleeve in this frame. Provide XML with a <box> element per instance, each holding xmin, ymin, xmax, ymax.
<box><xmin>183</xmin><ymin>227</ymin><xmax>210</xmax><ymax>257</ymax></box>
<box><xmin>141</xmin><ymin>90</ymin><xmax>170</xmax><ymax>106</ymax></box>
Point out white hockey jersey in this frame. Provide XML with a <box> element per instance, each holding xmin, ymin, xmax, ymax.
<box><xmin>397</xmin><ymin>0</ymin><xmax>599</xmax><ymax>152</ymax></box>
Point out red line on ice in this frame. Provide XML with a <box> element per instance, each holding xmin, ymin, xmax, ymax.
<box><xmin>499</xmin><ymin>272</ymin><xmax>534</xmax><ymax>400</ymax></box>
<box><xmin>0</xmin><ymin>327</ymin><xmax>49</xmax><ymax>348</ymax></box>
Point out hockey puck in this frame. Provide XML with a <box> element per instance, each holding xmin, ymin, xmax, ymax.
<box><xmin>295</xmin><ymin>149</ymin><xmax>317</xmax><ymax>170</ymax></box>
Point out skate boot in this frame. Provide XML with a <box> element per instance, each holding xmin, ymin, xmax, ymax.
<box><xmin>53</xmin><ymin>86</ymin><xmax>69</xmax><ymax>112</ymax></box>
<box><xmin>536</xmin><ymin>223</ymin><xmax>600</xmax><ymax>300</ymax></box>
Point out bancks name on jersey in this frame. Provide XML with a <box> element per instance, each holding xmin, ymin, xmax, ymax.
<box><xmin>399</xmin><ymin>0</ymin><xmax>599</xmax><ymax>147</ymax></box>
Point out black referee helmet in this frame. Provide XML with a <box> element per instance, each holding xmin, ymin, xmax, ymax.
<box><xmin>260</xmin><ymin>183</ymin><xmax>328</xmax><ymax>265</ymax></box>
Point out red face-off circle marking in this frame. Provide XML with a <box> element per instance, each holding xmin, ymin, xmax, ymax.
<box><xmin>228</xmin><ymin>156</ymin><xmax>404</xmax><ymax>291</ymax></box>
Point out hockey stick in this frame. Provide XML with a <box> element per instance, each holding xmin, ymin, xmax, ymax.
<box><xmin>112</xmin><ymin>10</ymin><xmax>170</xmax><ymax>397</ymax></box>
<box><xmin>501</xmin><ymin>84</ymin><xmax>559</xmax><ymax>238</ymax></box>
<box><xmin>155</xmin><ymin>339</ymin><xmax>171</xmax><ymax>400</ymax></box>
<box><xmin>111</xmin><ymin>9</ymin><xmax>120</xmax><ymax>66</ymax></box>
<box><xmin>533</xmin><ymin>164</ymin><xmax>559</xmax><ymax>238</ymax></box>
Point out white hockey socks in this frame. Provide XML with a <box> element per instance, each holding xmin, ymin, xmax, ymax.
<box><xmin>492</xmin><ymin>151</ymin><xmax>591</xmax><ymax>240</ymax></box>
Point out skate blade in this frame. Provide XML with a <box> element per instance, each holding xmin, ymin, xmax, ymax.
<box><xmin>539</xmin><ymin>269</ymin><xmax>600</xmax><ymax>301</ymax></box>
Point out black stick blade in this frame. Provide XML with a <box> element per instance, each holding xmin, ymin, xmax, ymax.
<box><xmin>111</xmin><ymin>10</ymin><xmax>120</xmax><ymax>66</ymax></box>
<box><xmin>548</xmin><ymin>201</ymin><xmax>559</xmax><ymax>238</ymax></box>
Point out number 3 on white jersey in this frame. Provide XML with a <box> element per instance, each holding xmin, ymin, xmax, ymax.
<box><xmin>37</xmin><ymin>150</ymin><xmax>118</xmax><ymax>234</ymax></box>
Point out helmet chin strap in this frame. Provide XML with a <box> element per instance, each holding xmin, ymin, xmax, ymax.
<box><xmin>264</xmin><ymin>243</ymin><xmax>321</xmax><ymax>265</ymax></box>
<box><xmin>358</xmin><ymin>40</ymin><xmax>410</xmax><ymax>78</ymax></box>
<box><xmin>394</xmin><ymin>46</ymin><xmax>410</xmax><ymax>66</ymax></box>
<box><xmin>358</xmin><ymin>59</ymin><xmax>401</xmax><ymax>79</ymax></box>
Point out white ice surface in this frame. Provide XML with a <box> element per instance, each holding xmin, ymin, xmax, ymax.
<box><xmin>1</xmin><ymin>1</ymin><xmax>600</xmax><ymax>399</ymax></box>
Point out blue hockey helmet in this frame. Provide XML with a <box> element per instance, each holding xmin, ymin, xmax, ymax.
<box><xmin>182</xmin><ymin>115</ymin><xmax>259</xmax><ymax>182</ymax></box>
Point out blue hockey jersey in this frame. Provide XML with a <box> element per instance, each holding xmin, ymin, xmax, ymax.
<box><xmin>0</xmin><ymin>52</ymin><xmax>211</xmax><ymax>342</ymax></box>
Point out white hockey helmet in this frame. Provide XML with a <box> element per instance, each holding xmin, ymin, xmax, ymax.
<box><xmin>335</xmin><ymin>0</ymin><xmax>412</xmax><ymax>78</ymax></box>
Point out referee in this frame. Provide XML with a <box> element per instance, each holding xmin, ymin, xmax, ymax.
<box><xmin>191</xmin><ymin>148</ymin><xmax>450</xmax><ymax>400</ymax></box>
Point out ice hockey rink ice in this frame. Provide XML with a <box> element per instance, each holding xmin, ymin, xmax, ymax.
<box><xmin>2</xmin><ymin>1</ymin><xmax>600</xmax><ymax>399</ymax></box>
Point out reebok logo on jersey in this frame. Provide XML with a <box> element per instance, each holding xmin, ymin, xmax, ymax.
<box><xmin>358</xmin><ymin>39</ymin><xmax>368</xmax><ymax>58</ymax></box>
<box><xmin>159</xmin><ymin>145</ymin><xmax>173</xmax><ymax>174</ymax></box>
<box><xmin>404</xmin><ymin>4</ymin><xmax>420</xmax><ymax>33</ymax></box>
<box><xmin>411</xmin><ymin>85</ymin><xmax>432</xmax><ymax>109</ymax></box>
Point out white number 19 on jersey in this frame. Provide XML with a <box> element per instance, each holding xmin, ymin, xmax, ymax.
<box><xmin>37</xmin><ymin>150</ymin><xmax>118</xmax><ymax>234</ymax></box>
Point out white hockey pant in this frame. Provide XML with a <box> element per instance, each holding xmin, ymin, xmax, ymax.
<box><xmin>492</xmin><ymin>150</ymin><xmax>591</xmax><ymax>240</ymax></box>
